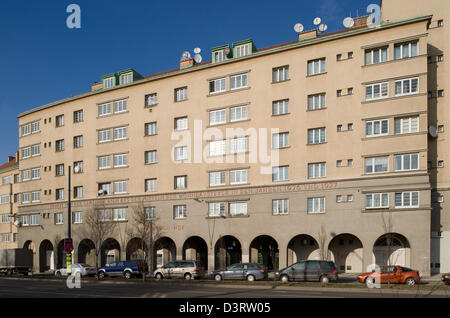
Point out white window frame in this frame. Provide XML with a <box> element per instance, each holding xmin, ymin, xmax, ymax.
<box><xmin>113</xmin><ymin>127</ymin><xmax>127</xmax><ymax>141</ymax></box>
<box><xmin>209</xmin><ymin>171</ymin><xmax>226</xmax><ymax>187</ymax></box>
<box><xmin>73</xmin><ymin>135</ymin><xmax>83</xmax><ymax>148</ymax></box>
<box><xmin>31</xmin><ymin>145</ymin><xmax>40</xmax><ymax>157</ymax></box>
<box><xmin>230</xmin><ymin>105</ymin><xmax>247</xmax><ymax>122</ymax></box>
<box><xmin>74</xmin><ymin>186</ymin><xmax>83</xmax><ymax>199</ymax></box>
<box><xmin>31</xmin><ymin>168</ymin><xmax>40</xmax><ymax>180</ymax></box>
<box><xmin>113</xmin><ymin>208</ymin><xmax>126</xmax><ymax>221</ymax></box>
<box><xmin>145</xmin><ymin>150</ymin><xmax>157</xmax><ymax>164</ymax></box>
<box><xmin>120</xmin><ymin>73</ymin><xmax>132</xmax><ymax>85</ymax></box>
<box><xmin>175</xmin><ymin>176</ymin><xmax>187</xmax><ymax>189</ymax></box>
<box><xmin>307</xmin><ymin>197</ymin><xmax>325</xmax><ymax>214</ymax></box>
<box><xmin>145</xmin><ymin>122</ymin><xmax>157</xmax><ymax>136</ymax></box>
<box><xmin>307</xmin><ymin>58</ymin><xmax>326</xmax><ymax>76</ymax></box>
<box><xmin>174</xmin><ymin>117</ymin><xmax>188</xmax><ymax>131</ymax></box>
<box><xmin>31</xmin><ymin>191</ymin><xmax>40</xmax><ymax>203</ymax></box>
<box><xmin>103</xmin><ymin>77</ymin><xmax>115</xmax><ymax>89</ymax></box>
<box><xmin>230</xmin><ymin>73</ymin><xmax>248</xmax><ymax>90</ymax></box>
<box><xmin>55</xmin><ymin>213</ymin><xmax>64</xmax><ymax>225</ymax></box>
<box><xmin>394</xmin><ymin>42</ymin><xmax>418</xmax><ymax>60</ymax></box>
<box><xmin>394</xmin><ymin>78</ymin><xmax>419</xmax><ymax>96</ymax></box>
<box><xmin>365</xmin><ymin>82</ymin><xmax>389</xmax><ymax>101</ymax></box>
<box><xmin>74</xmin><ymin>110</ymin><xmax>83</xmax><ymax>123</ymax></box>
<box><xmin>175</xmin><ymin>87</ymin><xmax>188</xmax><ymax>102</ymax></box>
<box><xmin>272</xmin><ymin>199</ymin><xmax>289</xmax><ymax>215</ymax></box>
<box><xmin>22</xmin><ymin>170</ymin><xmax>30</xmax><ymax>181</ymax></box>
<box><xmin>273</xmin><ymin>66</ymin><xmax>289</xmax><ymax>82</ymax></box>
<box><xmin>365</xmin><ymin>47</ymin><xmax>388</xmax><ymax>65</ymax></box>
<box><xmin>113</xmin><ymin>154</ymin><xmax>128</xmax><ymax>168</ymax></box>
<box><xmin>209</xmin><ymin>202</ymin><xmax>226</xmax><ymax>217</ymax></box>
<box><xmin>235</xmin><ymin>44</ymin><xmax>250</xmax><ymax>58</ymax></box>
<box><xmin>230</xmin><ymin>137</ymin><xmax>247</xmax><ymax>154</ymax></box>
<box><xmin>395</xmin><ymin>191</ymin><xmax>419</xmax><ymax>208</ymax></box>
<box><xmin>22</xmin><ymin>147</ymin><xmax>31</xmax><ymax>159</ymax></box>
<box><xmin>307</xmin><ymin>128</ymin><xmax>326</xmax><ymax>144</ymax></box>
<box><xmin>146</xmin><ymin>93</ymin><xmax>158</xmax><ymax>107</ymax></box>
<box><xmin>209</xmin><ymin>140</ymin><xmax>226</xmax><ymax>157</ymax></box>
<box><xmin>174</xmin><ymin>146</ymin><xmax>188</xmax><ymax>161</ymax></box>
<box><xmin>73</xmin><ymin>211</ymin><xmax>83</xmax><ymax>224</ymax></box>
<box><xmin>173</xmin><ymin>205</ymin><xmax>187</xmax><ymax>219</ymax></box>
<box><xmin>230</xmin><ymin>169</ymin><xmax>247</xmax><ymax>185</ymax></box>
<box><xmin>209</xmin><ymin>78</ymin><xmax>226</xmax><ymax>94</ymax></box>
<box><xmin>21</xmin><ymin>124</ymin><xmax>31</xmax><ymax>136</ymax></box>
<box><xmin>113</xmin><ymin>99</ymin><xmax>127</xmax><ymax>114</ymax></box>
<box><xmin>307</xmin><ymin>93</ymin><xmax>326</xmax><ymax>110</ymax></box>
<box><xmin>308</xmin><ymin>163</ymin><xmax>326</xmax><ymax>179</ymax></box>
<box><xmin>273</xmin><ymin>100</ymin><xmax>289</xmax><ymax>115</ymax></box>
<box><xmin>98</xmin><ymin>103</ymin><xmax>112</xmax><ymax>117</ymax></box>
<box><xmin>113</xmin><ymin>181</ymin><xmax>127</xmax><ymax>194</ymax></box>
<box><xmin>0</xmin><ymin>195</ymin><xmax>10</xmax><ymax>205</ymax></box>
<box><xmin>98</xmin><ymin>129</ymin><xmax>111</xmax><ymax>143</ymax></box>
<box><xmin>229</xmin><ymin>201</ymin><xmax>247</xmax><ymax>216</ymax></box>
<box><xmin>365</xmin><ymin>157</ymin><xmax>389</xmax><ymax>174</ymax></box>
<box><xmin>55</xmin><ymin>139</ymin><xmax>64</xmax><ymax>152</ymax></box>
<box><xmin>209</xmin><ymin>109</ymin><xmax>226</xmax><ymax>126</ymax></box>
<box><xmin>394</xmin><ymin>153</ymin><xmax>419</xmax><ymax>171</ymax></box>
<box><xmin>98</xmin><ymin>156</ymin><xmax>111</xmax><ymax>170</ymax></box>
<box><xmin>366</xmin><ymin>193</ymin><xmax>389</xmax><ymax>209</ymax></box>
<box><xmin>272</xmin><ymin>166</ymin><xmax>289</xmax><ymax>182</ymax></box>
<box><xmin>272</xmin><ymin>132</ymin><xmax>290</xmax><ymax>149</ymax></box>
<box><xmin>22</xmin><ymin>192</ymin><xmax>30</xmax><ymax>203</ymax></box>
<box><xmin>366</xmin><ymin>119</ymin><xmax>389</xmax><ymax>137</ymax></box>
<box><xmin>394</xmin><ymin>117</ymin><xmax>419</xmax><ymax>135</ymax></box>
<box><xmin>56</xmin><ymin>188</ymin><xmax>65</xmax><ymax>200</ymax></box>
<box><xmin>145</xmin><ymin>179</ymin><xmax>157</xmax><ymax>192</ymax></box>
<box><xmin>55</xmin><ymin>115</ymin><xmax>65</xmax><ymax>127</ymax></box>
<box><xmin>31</xmin><ymin>121</ymin><xmax>40</xmax><ymax>133</ymax></box>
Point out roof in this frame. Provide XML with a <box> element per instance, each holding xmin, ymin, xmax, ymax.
<box><xmin>17</xmin><ymin>14</ymin><xmax>432</xmax><ymax>119</ymax></box>
<box><xmin>0</xmin><ymin>157</ymin><xmax>18</xmax><ymax>174</ymax></box>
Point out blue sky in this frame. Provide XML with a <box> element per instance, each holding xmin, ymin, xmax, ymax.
<box><xmin>0</xmin><ymin>0</ymin><xmax>378</xmax><ymax>162</ymax></box>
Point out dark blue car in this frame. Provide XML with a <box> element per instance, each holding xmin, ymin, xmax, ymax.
<box><xmin>98</xmin><ymin>260</ymin><xmax>143</xmax><ymax>279</ymax></box>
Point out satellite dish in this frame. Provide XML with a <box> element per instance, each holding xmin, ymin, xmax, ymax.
<box><xmin>313</xmin><ymin>17</ymin><xmax>322</xmax><ymax>26</ymax></box>
<box><xmin>74</xmin><ymin>165</ymin><xmax>80</xmax><ymax>173</ymax></box>
<box><xmin>294</xmin><ymin>23</ymin><xmax>304</xmax><ymax>33</ymax></box>
<box><xmin>194</xmin><ymin>47</ymin><xmax>201</xmax><ymax>54</ymax></box>
<box><xmin>224</xmin><ymin>47</ymin><xmax>231</xmax><ymax>56</ymax></box>
<box><xmin>194</xmin><ymin>54</ymin><xmax>203</xmax><ymax>64</ymax></box>
<box><xmin>318</xmin><ymin>24</ymin><xmax>328</xmax><ymax>32</ymax></box>
<box><xmin>14</xmin><ymin>220</ymin><xmax>21</xmax><ymax>227</ymax></box>
<box><xmin>181</xmin><ymin>51</ymin><xmax>191</xmax><ymax>61</ymax></box>
<box><xmin>429</xmin><ymin>125</ymin><xmax>438</xmax><ymax>138</ymax></box>
<box><xmin>98</xmin><ymin>189</ymin><xmax>107</xmax><ymax>196</ymax></box>
<box><xmin>343</xmin><ymin>17</ymin><xmax>355</xmax><ymax>28</ymax></box>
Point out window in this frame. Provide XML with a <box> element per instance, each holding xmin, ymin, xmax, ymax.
<box><xmin>30</xmin><ymin>121</ymin><xmax>40</xmax><ymax>134</ymax></box>
<box><xmin>73</xmin><ymin>135</ymin><xmax>83</xmax><ymax>148</ymax></box>
<box><xmin>337</xmin><ymin>90</ymin><xmax>342</xmax><ymax>97</ymax></box>
<box><xmin>31</xmin><ymin>168</ymin><xmax>40</xmax><ymax>180</ymax></box>
<box><xmin>336</xmin><ymin>195</ymin><xmax>342</xmax><ymax>203</ymax></box>
<box><xmin>31</xmin><ymin>145</ymin><xmax>40</xmax><ymax>157</ymax></box>
<box><xmin>347</xmin><ymin>194</ymin><xmax>353</xmax><ymax>202</ymax></box>
<box><xmin>348</xmin><ymin>123</ymin><xmax>353</xmax><ymax>131</ymax></box>
<box><xmin>175</xmin><ymin>87</ymin><xmax>188</xmax><ymax>102</ymax></box>
<box><xmin>229</xmin><ymin>202</ymin><xmax>247</xmax><ymax>216</ymax></box>
<box><xmin>230</xmin><ymin>105</ymin><xmax>247</xmax><ymax>122</ymax></box>
<box><xmin>437</xmin><ymin>20</ymin><xmax>444</xmax><ymax>27</ymax></box>
<box><xmin>0</xmin><ymin>195</ymin><xmax>10</xmax><ymax>205</ymax></box>
<box><xmin>213</xmin><ymin>50</ymin><xmax>226</xmax><ymax>63</ymax></box>
<box><xmin>336</xmin><ymin>160</ymin><xmax>343</xmax><ymax>167</ymax></box>
<box><xmin>395</xmin><ymin>191</ymin><xmax>419</xmax><ymax>208</ymax></box>
<box><xmin>121</xmin><ymin>73</ymin><xmax>132</xmax><ymax>85</ymax></box>
<box><xmin>21</xmin><ymin>147</ymin><xmax>30</xmax><ymax>159</ymax></box>
<box><xmin>230</xmin><ymin>169</ymin><xmax>247</xmax><ymax>185</ymax></box>
<box><xmin>438</xmin><ymin>90</ymin><xmax>444</xmax><ymax>97</ymax></box>
<box><xmin>145</xmin><ymin>179</ymin><xmax>157</xmax><ymax>192</ymax></box>
<box><xmin>273</xmin><ymin>100</ymin><xmax>289</xmax><ymax>115</ymax></box>
<box><xmin>99</xmin><ymin>209</ymin><xmax>112</xmax><ymax>221</ymax></box>
<box><xmin>307</xmin><ymin>93</ymin><xmax>326</xmax><ymax>110</ymax></box>
<box><xmin>22</xmin><ymin>170</ymin><xmax>30</xmax><ymax>181</ymax></box>
<box><xmin>2</xmin><ymin>233</ymin><xmax>10</xmax><ymax>243</ymax></box>
<box><xmin>145</xmin><ymin>122</ymin><xmax>157</xmax><ymax>136</ymax></box>
<box><xmin>174</xmin><ymin>146</ymin><xmax>188</xmax><ymax>161</ymax></box>
<box><xmin>348</xmin><ymin>52</ymin><xmax>353</xmax><ymax>59</ymax></box>
<box><xmin>56</xmin><ymin>115</ymin><xmax>65</xmax><ymax>127</ymax></box>
<box><xmin>365</xmin><ymin>47</ymin><xmax>388</xmax><ymax>65</ymax></box>
<box><xmin>98</xmin><ymin>129</ymin><xmax>111</xmax><ymax>143</ymax></box>
<box><xmin>336</xmin><ymin>54</ymin><xmax>342</xmax><ymax>61</ymax></box>
<box><xmin>145</xmin><ymin>207</ymin><xmax>156</xmax><ymax>219</ymax></box>
<box><xmin>307</xmin><ymin>58</ymin><xmax>326</xmax><ymax>75</ymax></box>
<box><xmin>74</xmin><ymin>186</ymin><xmax>83</xmax><ymax>199</ymax></box>
<box><xmin>175</xmin><ymin>117</ymin><xmax>188</xmax><ymax>131</ymax></box>
<box><xmin>1</xmin><ymin>214</ymin><xmax>10</xmax><ymax>223</ymax></box>
<box><xmin>307</xmin><ymin>128</ymin><xmax>326</xmax><ymax>144</ymax></box>
<box><xmin>348</xmin><ymin>88</ymin><xmax>353</xmax><ymax>95</ymax></box>
<box><xmin>365</xmin><ymin>82</ymin><xmax>388</xmax><ymax>100</ymax></box>
<box><xmin>394</xmin><ymin>42</ymin><xmax>418</xmax><ymax>60</ymax></box>
<box><xmin>209</xmin><ymin>140</ymin><xmax>226</xmax><ymax>156</ymax></box>
<box><xmin>145</xmin><ymin>150</ymin><xmax>157</xmax><ymax>164</ymax></box>
<box><xmin>437</xmin><ymin>55</ymin><xmax>444</xmax><ymax>62</ymax></box>
<box><xmin>395</xmin><ymin>78</ymin><xmax>419</xmax><ymax>96</ymax></box>
<box><xmin>235</xmin><ymin>44</ymin><xmax>250</xmax><ymax>58</ymax></box>
<box><xmin>209</xmin><ymin>78</ymin><xmax>226</xmax><ymax>94</ymax></box>
<box><xmin>73</xmin><ymin>211</ymin><xmax>82</xmax><ymax>224</ymax></box>
<box><xmin>307</xmin><ymin>197</ymin><xmax>325</xmax><ymax>214</ymax></box>
<box><xmin>230</xmin><ymin>74</ymin><xmax>248</xmax><ymax>90</ymax></box>
<box><xmin>365</xmin><ymin>157</ymin><xmax>389</xmax><ymax>174</ymax></box>
<box><xmin>394</xmin><ymin>154</ymin><xmax>419</xmax><ymax>171</ymax></box>
<box><xmin>56</xmin><ymin>188</ymin><xmax>65</xmax><ymax>200</ymax></box>
<box><xmin>209</xmin><ymin>171</ymin><xmax>226</xmax><ymax>187</ymax></box>
<box><xmin>74</xmin><ymin>161</ymin><xmax>83</xmax><ymax>173</ymax></box>
<box><xmin>145</xmin><ymin>93</ymin><xmax>158</xmax><ymax>107</ymax></box>
<box><xmin>272</xmin><ymin>166</ymin><xmax>289</xmax><ymax>181</ymax></box>
<box><xmin>273</xmin><ymin>66</ymin><xmax>289</xmax><ymax>82</ymax></box>
<box><xmin>21</xmin><ymin>215</ymin><xmax>29</xmax><ymax>226</ymax></box>
<box><xmin>230</xmin><ymin>137</ymin><xmax>247</xmax><ymax>154</ymax></box>
<box><xmin>55</xmin><ymin>139</ymin><xmax>64</xmax><ymax>152</ymax></box>
<box><xmin>113</xmin><ymin>127</ymin><xmax>127</xmax><ymax>141</ymax></box>
<box><xmin>209</xmin><ymin>109</ymin><xmax>226</xmax><ymax>126</ymax></box>
<box><xmin>54</xmin><ymin>213</ymin><xmax>63</xmax><ymax>225</ymax></box>
<box><xmin>366</xmin><ymin>120</ymin><xmax>388</xmax><ymax>137</ymax></box>
<box><xmin>175</xmin><ymin>176</ymin><xmax>187</xmax><ymax>189</ymax></box>
<box><xmin>113</xmin><ymin>99</ymin><xmax>127</xmax><ymax>113</ymax></box>
<box><xmin>56</xmin><ymin>164</ymin><xmax>64</xmax><ymax>176</ymax></box>
<box><xmin>22</xmin><ymin>192</ymin><xmax>30</xmax><ymax>204</ymax></box>
<box><xmin>113</xmin><ymin>208</ymin><xmax>126</xmax><ymax>221</ymax></box>
<box><xmin>308</xmin><ymin>163</ymin><xmax>326</xmax><ymax>179</ymax></box>
<box><xmin>438</xmin><ymin>125</ymin><xmax>444</xmax><ymax>133</ymax></box>
<box><xmin>21</xmin><ymin>124</ymin><xmax>31</xmax><ymax>136</ymax></box>
<box><xmin>103</xmin><ymin>77</ymin><xmax>115</xmax><ymax>89</ymax></box>
<box><xmin>173</xmin><ymin>205</ymin><xmax>187</xmax><ymax>219</ymax></box>
<box><xmin>98</xmin><ymin>103</ymin><xmax>112</xmax><ymax>117</ymax></box>
<box><xmin>113</xmin><ymin>181</ymin><xmax>127</xmax><ymax>194</ymax></box>
<box><xmin>272</xmin><ymin>199</ymin><xmax>289</xmax><ymax>215</ymax></box>
<box><xmin>2</xmin><ymin>176</ymin><xmax>11</xmax><ymax>185</ymax></box>
<box><xmin>209</xmin><ymin>202</ymin><xmax>225</xmax><ymax>217</ymax></box>
<box><xmin>394</xmin><ymin>117</ymin><xmax>419</xmax><ymax>135</ymax></box>
<box><xmin>98</xmin><ymin>183</ymin><xmax>111</xmax><ymax>196</ymax></box>
<box><xmin>366</xmin><ymin>193</ymin><xmax>389</xmax><ymax>208</ymax></box>
<box><xmin>74</xmin><ymin>110</ymin><xmax>83</xmax><ymax>123</ymax></box>
<box><xmin>98</xmin><ymin>156</ymin><xmax>111</xmax><ymax>170</ymax></box>
<box><xmin>113</xmin><ymin>154</ymin><xmax>127</xmax><ymax>168</ymax></box>
<box><xmin>272</xmin><ymin>132</ymin><xmax>290</xmax><ymax>149</ymax></box>
<box><xmin>438</xmin><ymin>160</ymin><xmax>444</xmax><ymax>168</ymax></box>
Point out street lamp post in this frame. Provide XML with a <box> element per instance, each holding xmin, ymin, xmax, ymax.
<box><xmin>65</xmin><ymin>165</ymin><xmax>79</xmax><ymax>275</ymax></box>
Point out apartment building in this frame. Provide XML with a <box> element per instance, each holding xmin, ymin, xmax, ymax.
<box><xmin>14</xmin><ymin>0</ymin><xmax>448</xmax><ymax>276</ymax></box>
<box><xmin>0</xmin><ymin>155</ymin><xmax>19</xmax><ymax>250</ymax></box>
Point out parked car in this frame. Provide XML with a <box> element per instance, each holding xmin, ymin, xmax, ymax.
<box><xmin>357</xmin><ymin>266</ymin><xmax>420</xmax><ymax>286</ymax></box>
<box><xmin>55</xmin><ymin>263</ymin><xmax>96</xmax><ymax>277</ymax></box>
<box><xmin>98</xmin><ymin>260</ymin><xmax>145</xmax><ymax>279</ymax></box>
<box><xmin>153</xmin><ymin>260</ymin><xmax>206</xmax><ymax>280</ymax></box>
<box><xmin>211</xmin><ymin>263</ymin><xmax>268</xmax><ymax>282</ymax></box>
<box><xmin>275</xmin><ymin>260</ymin><xmax>338</xmax><ymax>283</ymax></box>
<box><xmin>441</xmin><ymin>273</ymin><xmax>450</xmax><ymax>285</ymax></box>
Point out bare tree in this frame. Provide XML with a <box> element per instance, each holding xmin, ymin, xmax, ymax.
<box><xmin>318</xmin><ymin>225</ymin><xmax>329</xmax><ymax>261</ymax></box>
<box><xmin>381</xmin><ymin>211</ymin><xmax>395</xmax><ymax>288</ymax></box>
<box><xmin>127</xmin><ymin>203</ymin><xmax>163</xmax><ymax>281</ymax></box>
<box><xmin>52</xmin><ymin>234</ymin><xmax>62</xmax><ymax>272</ymax></box>
<box><xmin>80</xmin><ymin>206</ymin><xmax>117</xmax><ymax>280</ymax></box>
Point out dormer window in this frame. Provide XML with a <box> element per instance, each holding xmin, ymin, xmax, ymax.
<box><xmin>214</xmin><ymin>51</ymin><xmax>225</xmax><ymax>63</ymax></box>
<box><xmin>235</xmin><ymin>44</ymin><xmax>250</xmax><ymax>58</ymax></box>
<box><xmin>233</xmin><ymin>40</ymin><xmax>255</xmax><ymax>58</ymax></box>
<box><xmin>120</xmin><ymin>72</ymin><xmax>132</xmax><ymax>85</ymax></box>
<box><xmin>103</xmin><ymin>76</ymin><xmax>115</xmax><ymax>89</ymax></box>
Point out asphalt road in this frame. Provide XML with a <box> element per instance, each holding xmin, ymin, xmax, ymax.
<box><xmin>0</xmin><ymin>277</ymin><xmax>448</xmax><ymax>298</ymax></box>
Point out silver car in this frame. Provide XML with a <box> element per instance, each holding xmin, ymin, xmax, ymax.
<box><xmin>55</xmin><ymin>263</ymin><xmax>96</xmax><ymax>277</ymax></box>
<box><xmin>211</xmin><ymin>263</ymin><xmax>268</xmax><ymax>281</ymax></box>
<box><xmin>153</xmin><ymin>260</ymin><xmax>206</xmax><ymax>280</ymax></box>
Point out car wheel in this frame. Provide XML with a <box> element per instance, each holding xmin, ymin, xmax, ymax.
<box><xmin>405</xmin><ymin>277</ymin><xmax>416</xmax><ymax>286</ymax></box>
<box><xmin>365</xmin><ymin>276</ymin><xmax>375</xmax><ymax>286</ymax></box>
<box><xmin>320</xmin><ymin>276</ymin><xmax>329</xmax><ymax>284</ymax></box>
<box><xmin>280</xmin><ymin>275</ymin><xmax>289</xmax><ymax>283</ymax></box>
<box><xmin>55</xmin><ymin>271</ymin><xmax>62</xmax><ymax>278</ymax></box>
<box><xmin>214</xmin><ymin>274</ymin><xmax>222</xmax><ymax>281</ymax></box>
<box><xmin>124</xmin><ymin>271</ymin><xmax>132</xmax><ymax>279</ymax></box>
<box><xmin>247</xmin><ymin>275</ymin><xmax>255</xmax><ymax>282</ymax></box>
<box><xmin>184</xmin><ymin>273</ymin><xmax>192</xmax><ymax>280</ymax></box>
<box><xmin>155</xmin><ymin>273</ymin><xmax>163</xmax><ymax>280</ymax></box>
<box><xmin>98</xmin><ymin>271</ymin><xmax>105</xmax><ymax>279</ymax></box>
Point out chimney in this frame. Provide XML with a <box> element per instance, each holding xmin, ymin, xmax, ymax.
<box><xmin>298</xmin><ymin>29</ymin><xmax>317</xmax><ymax>41</ymax></box>
<box><xmin>352</xmin><ymin>15</ymin><xmax>369</xmax><ymax>28</ymax></box>
<box><xmin>91</xmin><ymin>82</ymin><xmax>103</xmax><ymax>92</ymax></box>
<box><xmin>8</xmin><ymin>156</ymin><xmax>14</xmax><ymax>163</ymax></box>
<box><xmin>180</xmin><ymin>58</ymin><xmax>194</xmax><ymax>70</ymax></box>
<box><xmin>15</xmin><ymin>151</ymin><xmax>19</xmax><ymax>164</ymax></box>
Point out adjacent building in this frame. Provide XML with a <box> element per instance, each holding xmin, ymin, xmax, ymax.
<box><xmin>13</xmin><ymin>0</ymin><xmax>449</xmax><ymax>276</ymax></box>
<box><xmin>0</xmin><ymin>155</ymin><xmax>19</xmax><ymax>250</ymax></box>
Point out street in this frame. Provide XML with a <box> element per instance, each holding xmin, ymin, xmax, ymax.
<box><xmin>0</xmin><ymin>277</ymin><xmax>448</xmax><ymax>298</ymax></box>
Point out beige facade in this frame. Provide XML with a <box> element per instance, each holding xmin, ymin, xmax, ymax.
<box><xmin>0</xmin><ymin>155</ymin><xmax>19</xmax><ymax>250</ymax></box>
<box><xmin>13</xmin><ymin>1</ymin><xmax>449</xmax><ymax>276</ymax></box>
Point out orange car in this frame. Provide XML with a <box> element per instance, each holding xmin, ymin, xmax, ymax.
<box><xmin>357</xmin><ymin>266</ymin><xmax>420</xmax><ymax>286</ymax></box>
